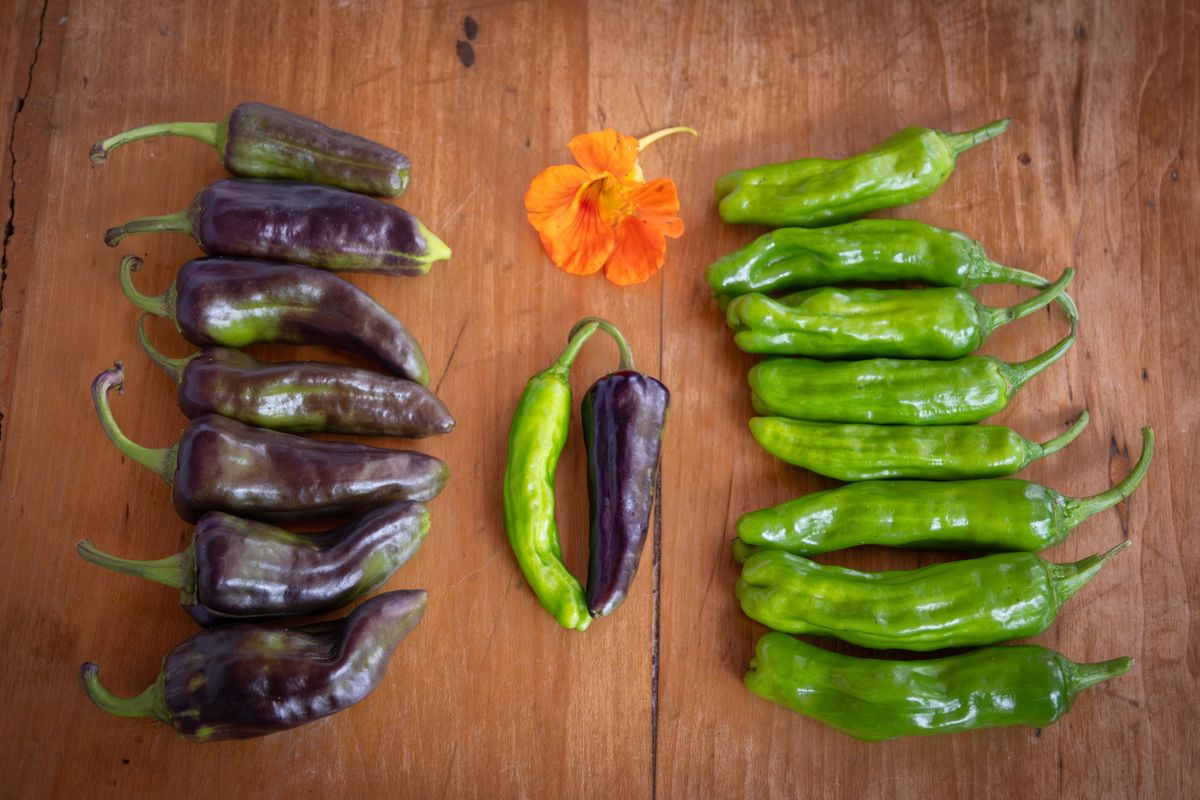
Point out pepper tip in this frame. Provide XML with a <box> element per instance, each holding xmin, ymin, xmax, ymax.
<box><xmin>89</xmin><ymin>142</ymin><xmax>108</xmax><ymax>165</ymax></box>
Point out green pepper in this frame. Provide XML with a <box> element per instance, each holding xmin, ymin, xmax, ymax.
<box><xmin>735</xmin><ymin>427</ymin><xmax>1152</xmax><ymax>555</ymax></box>
<box><xmin>749</xmin><ymin>411</ymin><xmax>1088</xmax><ymax>481</ymax></box>
<box><xmin>748</xmin><ymin>325</ymin><xmax>1074</xmax><ymax>425</ymax></box>
<box><xmin>745</xmin><ymin>633</ymin><xmax>1132</xmax><ymax>741</ymax></box>
<box><xmin>737</xmin><ymin>544</ymin><xmax>1125</xmax><ymax>651</ymax></box>
<box><xmin>715</xmin><ymin>118</ymin><xmax>1009</xmax><ymax>227</ymax></box>
<box><xmin>726</xmin><ymin>269</ymin><xmax>1072</xmax><ymax>359</ymax></box>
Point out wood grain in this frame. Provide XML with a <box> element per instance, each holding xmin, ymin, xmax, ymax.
<box><xmin>0</xmin><ymin>1</ymin><xmax>1195</xmax><ymax>798</ymax></box>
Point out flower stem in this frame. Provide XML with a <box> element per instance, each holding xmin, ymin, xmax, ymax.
<box><xmin>638</xmin><ymin>126</ymin><xmax>699</xmax><ymax>151</ymax></box>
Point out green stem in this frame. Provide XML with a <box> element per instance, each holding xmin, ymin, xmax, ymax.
<box><xmin>1046</xmin><ymin>540</ymin><xmax>1129</xmax><ymax>608</ymax></box>
<box><xmin>982</xmin><ymin>268</ymin><xmax>1074</xmax><ymax>336</ymax></box>
<box><xmin>105</xmin><ymin>209</ymin><xmax>194</xmax><ymax>247</ymax></box>
<box><xmin>550</xmin><ymin>321</ymin><xmax>600</xmax><ymax>374</ymax></box>
<box><xmin>1063</xmin><ymin>655</ymin><xmax>1134</xmax><ymax>697</ymax></box>
<box><xmin>119</xmin><ymin>256</ymin><xmax>173</xmax><ymax>319</ymax></box>
<box><xmin>1063</xmin><ymin>427</ymin><xmax>1155</xmax><ymax>528</ymax></box>
<box><xmin>137</xmin><ymin>313</ymin><xmax>191</xmax><ymax>384</ymax></box>
<box><xmin>732</xmin><ymin>539</ymin><xmax>759</xmax><ymax>564</ymax></box>
<box><xmin>978</xmin><ymin>261</ymin><xmax>1080</xmax><ymax>320</ymax></box>
<box><xmin>76</xmin><ymin>539</ymin><xmax>188</xmax><ymax>589</ymax></box>
<box><xmin>90</xmin><ymin>121</ymin><xmax>220</xmax><ymax>165</ymax></box>
<box><xmin>943</xmin><ymin>117</ymin><xmax>1011</xmax><ymax>156</ymax></box>
<box><xmin>91</xmin><ymin>363</ymin><xmax>177</xmax><ymax>485</ymax></box>
<box><xmin>567</xmin><ymin>316</ymin><xmax>636</xmax><ymax>371</ymax></box>
<box><xmin>1001</xmin><ymin>320</ymin><xmax>1077</xmax><ymax>392</ymax></box>
<box><xmin>80</xmin><ymin>663</ymin><xmax>170</xmax><ymax>723</ymax></box>
<box><xmin>1033</xmin><ymin>410</ymin><xmax>1090</xmax><ymax>459</ymax></box>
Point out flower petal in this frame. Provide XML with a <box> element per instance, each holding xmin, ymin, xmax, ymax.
<box><xmin>628</xmin><ymin>178</ymin><xmax>684</xmax><ymax>238</ymax></box>
<box><xmin>525</xmin><ymin>163</ymin><xmax>591</xmax><ymax>228</ymax></box>
<box><xmin>569</xmin><ymin>129</ymin><xmax>640</xmax><ymax>177</ymax></box>
<box><xmin>526</xmin><ymin>168</ymin><xmax>617</xmax><ymax>275</ymax></box>
<box><xmin>604</xmin><ymin>215</ymin><xmax>667</xmax><ymax>286</ymax></box>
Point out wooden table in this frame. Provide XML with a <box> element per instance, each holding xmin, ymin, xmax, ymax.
<box><xmin>1</xmin><ymin>1</ymin><xmax>1195</xmax><ymax>796</ymax></box>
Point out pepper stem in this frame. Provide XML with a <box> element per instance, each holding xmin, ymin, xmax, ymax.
<box><xmin>976</xmin><ymin>261</ymin><xmax>1080</xmax><ymax>320</ymax></box>
<box><xmin>732</xmin><ymin>539</ymin><xmax>760</xmax><ymax>564</ymax></box>
<box><xmin>552</xmin><ymin>321</ymin><xmax>601</xmax><ymax>373</ymax></box>
<box><xmin>568</xmin><ymin>316</ymin><xmax>636</xmax><ymax>371</ymax></box>
<box><xmin>76</xmin><ymin>539</ymin><xmax>188</xmax><ymax>589</ymax></box>
<box><xmin>105</xmin><ymin>209</ymin><xmax>194</xmax><ymax>247</ymax></box>
<box><xmin>1001</xmin><ymin>321</ymin><xmax>1077</xmax><ymax>392</ymax></box>
<box><xmin>982</xmin><ymin>268</ymin><xmax>1074</xmax><ymax>337</ymax></box>
<box><xmin>943</xmin><ymin>117</ymin><xmax>1011</xmax><ymax>157</ymax></box>
<box><xmin>91</xmin><ymin>362</ymin><xmax>177</xmax><ymax>485</ymax></box>
<box><xmin>119</xmin><ymin>256</ymin><xmax>172</xmax><ymax>319</ymax></box>
<box><xmin>80</xmin><ymin>663</ymin><xmax>171</xmax><ymax>723</ymax></box>
<box><xmin>1033</xmin><ymin>410</ymin><xmax>1090</xmax><ymax>459</ymax></box>
<box><xmin>1063</xmin><ymin>427</ymin><xmax>1155</xmax><ymax>529</ymax></box>
<box><xmin>1063</xmin><ymin>655</ymin><xmax>1134</xmax><ymax>697</ymax></box>
<box><xmin>1046</xmin><ymin>540</ymin><xmax>1129</xmax><ymax>608</ymax></box>
<box><xmin>637</xmin><ymin>126</ymin><xmax>699</xmax><ymax>151</ymax></box>
<box><xmin>90</xmin><ymin>121</ymin><xmax>220</xmax><ymax>165</ymax></box>
<box><xmin>137</xmin><ymin>313</ymin><xmax>191</xmax><ymax>384</ymax></box>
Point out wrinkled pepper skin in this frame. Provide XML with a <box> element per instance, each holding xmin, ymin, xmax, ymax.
<box><xmin>76</xmin><ymin>502</ymin><xmax>429</xmax><ymax>625</ymax></box>
<box><xmin>749</xmin><ymin>411</ymin><xmax>1088</xmax><ymax>482</ymax></box>
<box><xmin>81</xmin><ymin>590</ymin><xmax>427</xmax><ymax>741</ymax></box>
<box><xmin>735</xmin><ymin>428</ymin><xmax>1153</xmax><ymax>555</ymax></box>
<box><xmin>92</xmin><ymin>364</ymin><xmax>448</xmax><ymax>523</ymax></box>
<box><xmin>138</xmin><ymin>319</ymin><xmax>453</xmax><ymax>437</ymax></box>
<box><xmin>748</xmin><ymin>326</ymin><xmax>1074</xmax><ymax>425</ymax></box>
<box><xmin>745</xmin><ymin>633</ymin><xmax>1132</xmax><ymax>741</ymax></box>
<box><xmin>583</xmin><ymin>370</ymin><xmax>670</xmax><ymax>618</ymax></box>
<box><xmin>104</xmin><ymin>179</ymin><xmax>450</xmax><ymax>274</ymax></box>
<box><xmin>122</xmin><ymin>256</ymin><xmax>430</xmax><ymax>384</ymax></box>
<box><xmin>726</xmin><ymin>269</ymin><xmax>1071</xmax><ymax>359</ymax></box>
<box><xmin>715</xmin><ymin>118</ymin><xmax>1009</xmax><ymax>227</ymax></box>
<box><xmin>90</xmin><ymin>101</ymin><xmax>411</xmax><ymax>197</ymax></box>
<box><xmin>737</xmin><ymin>545</ymin><xmax>1125</xmax><ymax>651</ymax></box>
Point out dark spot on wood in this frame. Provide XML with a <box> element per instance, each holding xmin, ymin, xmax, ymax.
<box><xmin>82</xmin><ymin>74</ymin><xmax>88</xmax><ymax>87</ymax></box>
<box><xmin>455</xmin><ymin>40</ymin><xmax>475</xmax><ymax>68</ymax></box>
<box><xmin>524</xmin><ymin>136</ymin><xmax>530</xmax><ymax>147</ymax></box>
<box><xmin>1074</xmin><ymin>22</ymin><xmax>1086</xmax><ymax>41</ymax></box>
<box><xmin>158</xmin><ymin>22</ymin><xmax>172</xmax><ymax>37</ymax></box>
<box><xmin>124</xmin><ymin>502</ymin><xmax>129</xmax><ymax>522</ymax></box>
<box><xmin>463</xmin><ymin>15</ymin><xmax>478</xmax><ymax>41</ymax></box>
<box><xmin>121</xmin><ymin>759</ymin><xmax>130</xmax><ymax>765</ymax></box>
<box><xmin>1145</xmin><ymin>199</ymin><xmax>1156</xmax><ymax>208</ymax></box>
<box><xmin>1171</xmin><ymin>168</ymin><xmax>1179</xmax><ymax>181</ymax></box>
<box><xmin>1035</xmin><ymin>727</ymin><xmax>1042</xmax><ymax>737</ymax></box>
<box><xmin>1110</xmin><ymin>434</ymin><xmax>1121</xmax><ymax>457</ymax></box>
<box><xmin>1018</xmin><ymin>152</ymin><xmax>1032</xmax><ymax>165</ymax></box>
<box><xmin>1141</xmin><ymin>368</ymin><xmax>1149</xmax><ymax>381</ymax></box>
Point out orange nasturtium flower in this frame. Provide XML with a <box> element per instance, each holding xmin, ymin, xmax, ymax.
<box><xmin>524</xmin><ymin>126</ymin><xmax>696</xmax><ymax>286</ymax></box>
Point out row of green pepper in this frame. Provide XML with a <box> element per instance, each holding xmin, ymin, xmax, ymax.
<box><xmin>708</xmin><ymin>119</ymin><xmax>1147</xmax><ymax>740</ymax></box>
<box><xmin>79</xmin><ymin>103</ymin><xmax>454</xmax><ymax>740</ymax></box>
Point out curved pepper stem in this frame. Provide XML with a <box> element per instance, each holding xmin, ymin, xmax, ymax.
<box><xmin>137</xmin><ymin>313</ymin><xmax>191</xmax><ymax>384</ymax></box>
<box><xmin>119</xmin><ymin>256</ymin><xmax>173</xmax><ymax>318</ymax></box>
<box><xmin>977</xmin><ymin>262</ymin><xmax>1080</xmax><ymax>320</ymax></box>
<box><xmin>1002</xmin><ymin>320</ymin><xmax>1077</xmax><ymax>392</ymax></box>
<box><xmin>981</xmin><ymin>268</ymin><xmax>1074</xmax><ymax>336</ymax></box>
<box><xmin>76</xmin><ymin>539</ymin><xmax>188</xmax><ymax>589</ymax></box>
<box><xmin>92</xmin><ymin>362</ymin><xmax>177</xmax><ymax>485</ymax></box>
<box><xmin>1034</xmin><ymin>410</ymin><xmax>1090</xmax><ymax>459</ymax></box>
<box><xmin>1063</xmin><ymin>427</ymin><xmax>1155</xmax><ymax>528</ymax></box>
<box><xmin>90</xmin><ymin>120</ymin><xmax>220</xmax><ymax>165</ymax></box>
<box><xmin>567</xmin><ymin>316</ymin><xmax>636</xmax><ymax>371</ymax></box>
<box><xmin>551</xmin><ymin>321</ymin><xmax>601</xmax><ymax>374</ymax></box>
<box><xmin>80</xmin><ymin>662</ymin><xmax>171</xmax><ymax>723</ymax></box>
<box><xmin>105</xmin><ymin>208</ymin><xmax>194</xmax><ymax>247</ymax></box>
<box><xmin>943</xmin><ymin>117</ymin><xmax>1011</xmax><ymax>157</ymax></box>
<box><xmin>1063</xmin><ymin>655</ymin><xmax>1133</xmax><ymax>696</ymax></box>
<box><xmin>1046</xmin><ymin>540</ymin><xmax>1129</xmax><ymax>608</ymax></box>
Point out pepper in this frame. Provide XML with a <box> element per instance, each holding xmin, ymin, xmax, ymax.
<box><xmin>714</xmin><ymin>118</ymin><xmax>1009</xmax><ymax>227</ymax></box>
<box><xmin>748</xmin><ymin>325</ymin><xmax>1074</xmax><ymax>425</ymax></box>
<box><xmin>749</xmin><ymin>410</ymin><xmax>1088</xmax><ymax>482</ymax></box>
<box><xmin>104</xmin><ymin>178</ymin><xmax>450</xmax><ymax>274</ymax></box>
<box><xmin>92</xmin><ymin>363</ymin><xmax>448</xmax><ymax>523</ymax></box>
<box><xmin>121</xmin><ymin>256</ymin><xmax>430</xmax><ymax>384</ymax></box>
<box><xmin>90</xmin><ymin>101</ymin><xmax>412</xmax><ymax>197</ymax></box>
<box><xmin>137</xmin><ymin>315</ymin><xmax>453</xmax><ymax>437</ymax></box>
<box><xmin>574</xmin><ymin>318</ymin><xmax>670</xmax><ymax>618</ymax></box>
<box><xmin>737</xmin><ymin>544</ymin><xmax>1125</xmax><ymax>651</ymax></box>
<box><xmin>745</xmin><ymin>633</ymin><xmax>1132</xmax><ymax>741</ymax></box>
<box><xmin>76</xmin><ymin>501</ymin><xmax>428</xmax><ymax>625</ymax></box>
<box><xmin>725</xmin><ymin>269</ymin><xmax>1072</xmax><ymax>359</ymax></box>
<box><xmin>80</xmin><ymin>589</ymin><xmax>427</xmax><ymax>741</ymax></box>
<box><xmin>735</xmin><ymin>427</ymin><xmax>1152</xmax><ymax>556</ymax></box>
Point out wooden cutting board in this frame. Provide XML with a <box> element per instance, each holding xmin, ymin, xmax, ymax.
<box><xmin>1</xmin><ymin>0</ymin><xmax>1195</xmax><ymax>796</ymax></box>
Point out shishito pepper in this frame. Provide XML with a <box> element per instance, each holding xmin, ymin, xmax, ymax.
<box><xmin>735</xmin><ymin>427</ymin><xmax>1153</xmax><ymax>555</ymax></box>
<box><xmin>77</xmin><ymin>502</ymin><xmax>429</xmax><ymax>625</ymax></box>
<box><xmin>749</xmin><ymin>411</ymin><xmax>1088</xmax><ymax>481</ymax></box>
<box><xmin>745</xmin><ymin>633</ymin><xmax>1132</xmax><ymax>741</ymax></box>
<box><xmin>715</xmin><ymin>118</ymin><xmax>1009</xmax><ymax>227</ymax></box>
<box><xmin>81</xmin><ymin>590</ymin><xmax>427</xmax><ymax>741</ymax></box>
<box><xmin>122</xmin><ymin>256</ymin><xmax>430</xmax><ymax>384</ymax></box>
<box><xmin>104</xmin><ymin>178</ymin><xmax>449</xmax><ymax>274</ymax></box>
<box><xmin>737</xmin><ymin>544</ymin><xmax>1126</xmax><ymax>651</ymax></box>
<box><xmin>726</xmin><ymin>269</ymin><xmax>1072</xmax><ymax>359</ymax></box>
<box><xmin>91</xmin><ymin>102</ymin><xmax>412</xmax><ymax>197</ymax></box>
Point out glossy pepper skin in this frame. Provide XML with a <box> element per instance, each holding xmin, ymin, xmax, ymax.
<box><xmin>725</xmin><ymin>269</ymin><xmax>1072</xmax><ymax>359</ymax></box>
<box><xmin>576</xmin><ymin>318</ymin><xmax>670</xmax><ymax>618</ymax></box>
<box><xmin>104</xmin><ymin>178</ymin><xmax>450</xmax><ymax>274</ymax></box>
<box><xmin>92</xmin><ymin>364</ymin><xmax>448</xmax><ymax>523</ymax></box>
<box><xmin>715</xmin><ymin>118</ymin><xmax>1009</xmax><ymax>227</ymax></box>
<box><xmin>749</xmin><ymin>326</ymin><xmax>1074</xmax><ymax>425</ymax></box>
<box><xmin>122</xmin><ymin>256</ymin><xmax>430</xmax><ymax>384</ymax></box>
<box><xmin>745</xmin><ymin>633</ymin><xmax>1132</xmax><ymax>741</ymax></box>
<box><xmin>137</xmin><ymin>316</ymin><xmax>453</xmax><ymax>437</ymax></box>
<box><xmin>735</xmin><ymin>427</ymin><xmax>1153</xmax><ymax>555</ymax></box>
<box><xmin>80</xmin><ymin>590</ymin><xmax>427</xmax><ymax>741</ymax></box>
<box><xmin>749</xmin><ymin>410</ymin><xmax>1088</xmax><ymax>482</ymax></box>
<box><xmin>76</xmin><ymin>502</ymin><xmax>429</xmax><ymax>625</ymax></box>
<box><xmin>90</xmin><ymin>101</ymin><xmax>411</xmax><ymax>196</ymax></box>
<box><xmin>737</xmin><ymin>544</ymin><xmax>1125</xmax><ymax>651</ymax></box>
